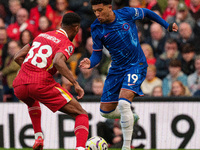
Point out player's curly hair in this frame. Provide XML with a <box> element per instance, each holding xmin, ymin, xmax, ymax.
<box><xmin>61</xmin><ymin>12</ymin><xmax>81</xmax><ymax>26</ymax></box>
<box><xmin>90</xmin><ymin>0</ymin><xmax>112</xmax><ymax>5</ymax></box>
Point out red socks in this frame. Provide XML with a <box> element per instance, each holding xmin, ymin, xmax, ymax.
<box><xmin>28</xmin><ymin>101</ymin><xmax>42</xmax><ymax>133</ymax></box>
<box><xmin>74</xmin><ymin>114</ymin><xmax>89</xmax><ymax>148</ymax></box>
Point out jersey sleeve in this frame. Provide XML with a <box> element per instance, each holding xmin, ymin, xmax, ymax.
<box><xmin>57</xmin><ymin>42</ymin><xmax>74</xmax><ymax>60</ymax></box>
<box><xmin>91</xmin><ymin>24</ymin><xmax>103</xmax><ymax>51</ymax></box>
<box><xmin>122</xmin><ymin>7</ymin><xmax>144</xmax><ymax>21</ymax></box>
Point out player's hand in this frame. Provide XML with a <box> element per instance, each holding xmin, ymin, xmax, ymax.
<box><xmin>79</xmin><ymin>58</ymin><xmax>91</xmax><ymax>69</ymax></box>
<box><xmin>168</xmin><ymin>23</ymin><xmax>178</xmax><ymax>32</ymax></box>
<box><xmin>74</xmin><ymin>83</ymin><xmax>84</xmax><ymax>99</ymax></box>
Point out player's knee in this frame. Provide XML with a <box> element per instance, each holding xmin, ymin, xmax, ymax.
<box><xmin>100</xmin><ymin>110</ymin><xmax>115</xmax><ymax>119</ymax></box>
<box><xmin>100</xmin><ymin>111</ymin><xmax>109</xmax><ymax>118</ymax></box>
<box><xmin>118</xmin><ymin>99</ymin><xmax>131</xmax><ymax>110</ymax></box>
<box><xmin>118</xmin><ymin>99</ymin><xmax>132</xmax><ymax>128</ymax></box>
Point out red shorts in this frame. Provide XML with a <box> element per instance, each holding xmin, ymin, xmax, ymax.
<box><xmin>14</xmin><ymin>83</ymin><xmax>73</xmax><ymax>112</ymax></box>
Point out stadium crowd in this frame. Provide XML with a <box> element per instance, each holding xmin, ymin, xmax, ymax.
<box><xmin>0</xmin><ymin>0</ymin><xmax>200</xmax><ymax>102</ymax></box>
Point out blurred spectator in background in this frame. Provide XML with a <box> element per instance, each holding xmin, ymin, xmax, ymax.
<box><xmin>141</xmin><ymin>43</ymin><xmax>156</xmax><ymax>65</ymax></box>
<box><xmin>29</xmin><ymin>0</ymin><xmax>55</xmax><ymax>29</ymax></box>
<box><xmin>156</xmin><ymin>38</ymin><xmax>181</xmax><ymax>79</ymax></box>
<box><xmin>170</xmin><ymin>1</ymin><xmax>195</xmax><ymax>28</ymax></box>
<box><xmin>129</xmin><ymin>0</ymin><xmax>145</xmax><ymax>8</ymax></box>
<box><xmin>0</xmin><ymin>27</ymin><xmax>9</xmax><ymax>70</ymax></box>
<box><xmin>69</xmin><ymin>0</ymin><xmax>96</xmax><ymax>46</ymax></box>
<box><xmin>189</xmin><ymin>0</ymin><xmax>200</xmax><ymax>21</ymax></box>
<box><xmin>112</xmin><ymin>0</ymin><xmax>129</xmax><ymax>9</ymax></box>
<box><xmin>6</xmin><ymin>8</ymin><xmax>35</xmax><ymax>41</ymax></box>
<box><xmin>141</xmin><ymin>65</ymin><xmax>162</xmax><ymax>96</ymax></box>
<box><xmin>136</xmin><ymin>24</ymin><xmax>146</xmax><ymax>44</ymax></box>
<box><xmin>145</xmin><ymin>22</ymin><xmax>168</xmax><ymax>58</ymax></box>
<box><xmin>76</xmin><ymin>36</ymin><xmax>110</xmax><ymax>76</ymax></box>
<box><xmin>188</xmin><ymin>55</ymin><xmax>200</xmax><ymax>95</ymax></box>
<box><xmin>19</xmin><ymin>29</ymin><xmax>34</xmax><ymax>47</ymax></box>
<box><xmin>151</xmin><ymin>85</ymin><xmax>163</xmax><ymax>97</ymax></box>
<box><xmin>0</xmin><ymin>17</ymin><xmax>6</xmax><ymax>28</ymax></box>
<box><xmin>167</xmin><ymin>1</ymin><xmax>196</xmax><ymax>39</ymax></box>
<box><xmin>34</xmin><ymin>15</ymin><xmax>52</xmax><ymax>37</ymax></box>
<box><xmin>169</xmin><ymin>80</ymin><xmax>191</xmax><ymax>96</ymax></box>
<box><xmin>140</xmin><ymin>0</ymin><xmax>162</xmax><ymax>38</ymax></box>
<box><xmin>20</xmin><ymin>0</ymin><xmax>37</xmax><ymax>12</ymax></box>
<box><xmin>0</xmin><ymin>3</ymin><xmax>7</xmax><ymax>22</ymax></box>
<box><xmin>162</xmin><ymin>0</ymin><xmax>179</xmax><ymax>20</ymax></box>
<box><xmin>0</xmin><ymin>40</ymin><xmax>21</xmax><ymax>102</ymax></box>
<box><xmin>145</xmin><ymin>0</ymin><xmax>161</xmax><ymax>12</ymax></box>
<box><xmin>92</xmin><ymin>77</ymin><xmax>104</xmax><ymax>96</ymax></box>
<box><xmin>5</xmin><ymin>0</ymin><xmax>22</xmax><ymax>26</ymax></box>
<box><xmin>180</xmin><ymin>43</ymin><xmax>196</xmax><ymax>75</ymax></box>
<box><xmin>162</xmin><ymin>59</ymin><xmax>188</xmax><ymax>96</ymax></box>
<box><xmin>177</xmin><ymin>22</ymin><xmax>200</xmax><ymax>54</ymax></box>
<box><xmin>0</xmin><ymin>27</ymin><xmax>9</xmax><ymax>101</ymax></box>
<box><xmin>54</xmin><ymin>0</ymin><xmax>73</xmax><ymax>29</ymax></box>
<box><xmin>77</xmin><ymin>67</ymin><xmax>100</xmax><ymax>95</ymax></box>
<box><xmin>190</xmin><ymin>0</ymin><xmax>200</xmax><ymax>38</ymax></box>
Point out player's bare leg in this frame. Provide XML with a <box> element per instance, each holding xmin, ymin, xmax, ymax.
<box><xmin>59</xmin><ymin>97</ymin><xmax>89</xmax><ymax>150</ymax></box>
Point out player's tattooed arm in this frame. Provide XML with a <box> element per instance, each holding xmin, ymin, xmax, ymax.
<box><xmin>14</xmin><ymin>43</ymin><xmax>31</xmax><ymax>66</ymax></box>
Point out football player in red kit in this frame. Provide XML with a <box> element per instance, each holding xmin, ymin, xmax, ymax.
<box><xmin>13</xmin><ymin>13</ymin><xmax>88</xmax><ymax>150</ymax></box>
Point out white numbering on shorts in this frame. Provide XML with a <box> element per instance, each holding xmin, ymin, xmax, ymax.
<box><xmin>23</xmin><ymin>41</ymin><xmax>52</xmax><ymax>68</ymax></box>
<box><xmin>127</xmin><ymin>74</ymin><xmax>138</xmax><ymax>84</ymax></box>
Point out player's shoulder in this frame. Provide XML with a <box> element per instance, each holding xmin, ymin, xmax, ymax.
<box><xmin>115</xmin><ymin>7</ymin><xmax>135</xmax><ymax>15</ymax></box>
<box><xmin>91</xmin><ymin>19</ymin><xmax>101</xmax><ymax>29</ymax></box>
<box><xmin>91</xmin><ymin>19</ymin><xmax>103</xmax><ymax>33</ymax></box>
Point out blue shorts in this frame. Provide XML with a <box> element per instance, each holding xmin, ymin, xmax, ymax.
<box><xmin>101</xmin><ymin>65</ymin><xmax>147</xmax><ymax>103</ymax></box>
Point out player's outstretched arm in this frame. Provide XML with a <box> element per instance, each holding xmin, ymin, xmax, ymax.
<box><xmin>79</xmin><ymin>50</ymin><xmax>103</xmax><ymax>69</ymax></box>
<box><xmin>142</xmin><ymin>8</ymin><xmax>178</xmax><ymax>32</ymax></box>
<box><xmin>54</xmin><ymin>52</ymin><xmax>84</xmax><ymax>99</ymax></box>
<box><xmin>14</xmin><ymin>43</ymin><xmax>31</xmax><ymax>66</ymax></box>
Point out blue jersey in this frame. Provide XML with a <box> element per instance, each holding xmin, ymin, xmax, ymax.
<box><xmin>91</xmin><ymin>7</ymin><xmax>148</xmax><ymax>73</ymax></box>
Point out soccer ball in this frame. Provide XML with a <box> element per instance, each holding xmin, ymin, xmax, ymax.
<box><xmin>85</xmin><ymin>136</ymin><xmax>108</xmax><ymax>150</ymax></box>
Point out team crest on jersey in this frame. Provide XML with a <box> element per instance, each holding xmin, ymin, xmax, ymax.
<box><xmin>122</xmin><ymin>23</ymin><xmax>130</xmax><ymax>31</ymax></box>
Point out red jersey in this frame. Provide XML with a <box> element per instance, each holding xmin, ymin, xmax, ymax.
<box><xmin>29</xmin><ymin>5</ymin><xmax>55</xmax><ymax>29</ymax></box>
<box><xmin>13</xmin><ymin>29</ymin><xmax>75</xmax><ymax>87</ymax></box>
<box><xmin>6</xmin><ymin>21</ymin><xmax>35</xmax><ymax>41</ymax></box>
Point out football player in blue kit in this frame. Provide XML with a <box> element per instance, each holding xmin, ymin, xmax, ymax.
<box><xmin>79</xmin><ymin>0</ymin><xmax>178</xmax><ymax>149</ymax></box>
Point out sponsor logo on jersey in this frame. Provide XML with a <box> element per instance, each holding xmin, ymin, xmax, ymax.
<box><xmin>122</xmin><ymin>23</ymin><xmax>130</xmax><ymax>31</ymax></box>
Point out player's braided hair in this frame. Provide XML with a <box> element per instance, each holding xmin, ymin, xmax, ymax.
<box><xmin>61</xmin><ymin>12</ymin><xmax>81</xmax><ymax>26</ymax></box>
<box><xmin>90</xmin><ymin>0</ymin><xmax>112</xmax><ymax>5</ymax></box>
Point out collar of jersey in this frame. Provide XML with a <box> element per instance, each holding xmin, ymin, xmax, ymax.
<box><xmin>57</xmin><ymin>28</ymin><xmax>68</xmax><ymax>38</ymax></box>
